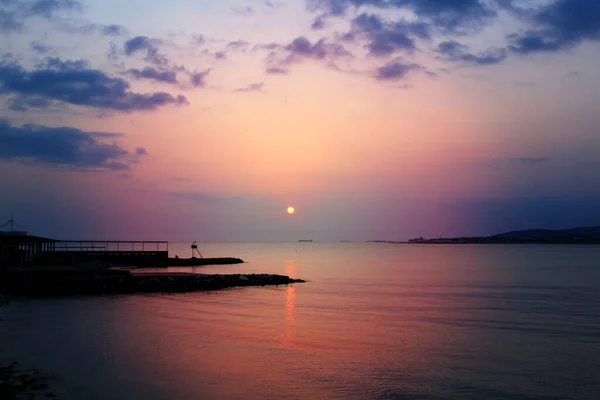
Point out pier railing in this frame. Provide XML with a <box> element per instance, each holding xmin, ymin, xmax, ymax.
<box><xmin>52</xmin><ymin>241</ymin><xmax>169</xmax><ymax>252</ymax></box>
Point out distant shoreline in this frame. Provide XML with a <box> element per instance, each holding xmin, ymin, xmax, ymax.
<box><xmin>405</xmin><ymin>225</ymin><xmax>600</xmax><ymax>244</ymax></box>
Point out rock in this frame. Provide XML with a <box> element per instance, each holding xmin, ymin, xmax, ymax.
<box><xmin>0</xmin><ymin>270</ymin><xmax>305</xmax><ymax>296</ymax></box>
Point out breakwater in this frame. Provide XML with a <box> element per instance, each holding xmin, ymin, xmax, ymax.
<box><xmin>0</xmin><ymin>270</ymin><xmax>305</xmax><ymax>296</ymax></box>
<box><xmin>167</xmin><ymin>257</ymin><xmax>244</xmax><ymax>266</ymax></box>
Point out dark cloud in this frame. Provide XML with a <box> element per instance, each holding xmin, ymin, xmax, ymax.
<box><xmin>30</xmin><ymin>40</ymin><xmax>52</xmax><ymax>54</ymax></box>
<box><xmin>236</xmin><ymin>82</ymin><xmax>264</xmax><ymax>92</ymax></box>
<box><xmin>311</xmin><ymin>15</ymin><xmax>326</xmax><ymax>30</ymax></box>
<box><xmin>0</xmin><ymin>9</ymin><xmax>23</xmax><ymax>32</ymax></box>
<box><xmin>375</xmin><ymin>60</ymin><xmax>422</xmax><ymax>80</ymax></box>
<box><xmin>287</xmin><ymin>36</ymin><xmax>350</xmax><ymax>59</ymax></box>
<box><xmin>21</xmin><ymin>0</ymin><xmax>83</xmax><ymax>18</ymax></box>
<box><xmin>264</xmin><ymin>36</ymin><xmax>351</xmax><ymax>73</ymax></box>
<box><xmin>124</xmin><ymin>37</ymin><xmax>210</xmax><ymax>88</ymax></box>
<box><xmin>126</xmin><ymin>67</ymin><xmax>178</xmax><ymax>84</ymax></box>
<box><xmin>350</xmin><ymin>13</ymin><xmax>426</xmax><ymax>56</ymax></box>
<box><xmin>124</xmin><ymin>36</ymin><xmax>167</xmax><ymax>66</ymax></box>
<box><xmin>0</xmin><ymin>0</ymin><xmax>83</xmax><ymax>32</ymax></box>
<box><xmin>214</xmin><ymin>51</ymin><xmax>227</xmax><ymax>59</ymax></box>
<box><xmin>307</xmin><ymin>0</ymin><xmax>495</xmax><ymax>34</ymax></box>
<box><xmin>437</xmin><ymin>40</ymin><xmax>507</xmax><ymax>65</ymax></box>
<box><xmin>0</xmin><ymin>119</ymin><xmax>144</xmax><ymax>170</ymax></box>
<box><xmin>107</xmin><ymin>42</ymin><xmax>119</xmax><ymax>60</ymax></box>
<box><xmin>8</xmin><ymin>95</ymin><xmax>59</xmax><ymax>112</ymax></box>
<box><xmin>509</xmin><ymin>0</ymin><xmax>600</xmax><ymax>54</ymax></box>
<box><xmin>190</xmin><ymin>69</ymin><xmax>211</xmax><ymax>87</ymax></box>
<box><xmin>100</xmin><ymin>24</ymin><xmax>125</xmax><ymax>36</ymax></box>
<box><xmin>0</xmin><ymin>55</ymin><xmax>189</xmax><ymax>112</ymax></box>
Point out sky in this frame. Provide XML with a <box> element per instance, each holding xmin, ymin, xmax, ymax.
<box><xmin>1</xmin><ymin>0</ymin><xmax>600</xmax><ymax>241</ymax></box>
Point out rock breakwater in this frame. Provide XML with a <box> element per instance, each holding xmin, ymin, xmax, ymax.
<box><xmin>0</xmin><ymin>270</ymin><xmax>305</xmax><ymax>296</ymax></box>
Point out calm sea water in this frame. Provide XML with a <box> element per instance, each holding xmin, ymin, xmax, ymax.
<box><xmin>1</xmin><ymin>243</ymin><xmax>599</xmax><ymax>400</ymax></box>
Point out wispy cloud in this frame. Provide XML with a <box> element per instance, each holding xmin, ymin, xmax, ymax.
<box><xmin>236</xmin><ymin>82</ymin><xmax>264</xmax><ymax>92</ymax></box>
<box><xmin>437</xmin><ymin>41</ymin><xmax>507</xmax><ymax>66</ymax></box>
<box><xmin>375</xmin><ymin>60</ymin><xmax>422</xmax><ymax>81</ymax></box>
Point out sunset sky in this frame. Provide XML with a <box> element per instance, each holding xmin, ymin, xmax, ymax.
<box><xmin>1</xmin><ymin>0</ymin><xmax>600</xmax><ymax>241</ymax></box>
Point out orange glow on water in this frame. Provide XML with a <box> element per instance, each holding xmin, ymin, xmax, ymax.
<box><xmin>281</xmin><ymin>258</ymin><xmax>296</xmax><ymax>347</ymax></box>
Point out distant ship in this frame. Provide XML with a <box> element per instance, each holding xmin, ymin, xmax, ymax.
<box><xmin>298</xmin><ymin>240</ymin><xmax>313</xmax><ymax>242</ymax></box>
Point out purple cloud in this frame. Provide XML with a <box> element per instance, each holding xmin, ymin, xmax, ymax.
<box><xmin>0</xmin><ymin>119</ymin><xmax>143</xmax><ymax>171</ymax></box>
<box><xmin>375</xmin><ymin>60</ymin><xmax>422</xmax><ymax>81</ymax></box>
<box><xmin>0</xmin><ymin>56</ymin><xmax>189</xmax><ymax>112</ymax></box>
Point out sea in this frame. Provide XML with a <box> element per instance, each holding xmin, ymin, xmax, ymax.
<box><xmin>1</xmin><ymin>243</ymin><xmax>599</xmax><ymax>400</ymax></box>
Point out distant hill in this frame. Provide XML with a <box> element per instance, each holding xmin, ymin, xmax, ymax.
<box><xmin>409</xmin><ymin>226</ymin><xmax>600</xmax><ymax>244</ymax></box>
<box><xmin>492</xmin><ymin>226</ymin><xmax>600</xmax><ymax>240</ymax></box>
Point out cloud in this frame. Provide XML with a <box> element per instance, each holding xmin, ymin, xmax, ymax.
<box><xmin>508</xmin><ymin>0</ymin><xmax>600</xmax><ymax>54</ymax></box>
<box><xmin>126</xmin><ymin>67</ymin><xmax>178</xmax><ymax>84</ymax></box>
<box><xmin>101</xmin><ymin>24</ymin><xmax>125</xmax><ymax>36</ymax></box>
<box><xmin>1</xmin><ymin>1</ymin><xmax>123</xmax><ymax>38</ymax></box>
<box><xmin>0</xmin><ymin>55</ymin><xmax>189</xmax><ymax>112</ymax></box>
<box><xmin>265</xmin><ymin>36</ymin><xmax>351</xmax><ymax>73</ymax></box>
<box><xmin>8</xmin><ymin>95</ymin><xmax>60</xmax><ymax>112</ymax></box>
<box><xmin>306</xmin><ymin>0</ymin><xmax>496</xmax><ymax>34</ymax></box>
<box><xmin>0</xmin><ymin>9</ymin><xmax>23</xmax><ymax>32</ymax></box>
<box><xmin>124</xmin><ymin>36</ymin><xmax>207</xmax><ymax>88</ymax></box>
<box><xmin>190</xmin><ymin>69</ymin><xmax>211</xmax><ymax>87</ymax></box>
<box><xmin>191</xmin><ymin>34</ymin><xmax>206</xmax><ymax>46</ymax></box>
<box><xmin>227</xmin><ymin>40</ymin><xmax>250</xmax><ymax>50</ymax></box>
<box><xmin>265</xmin><ymin>66</ymin><xmax>288</xmax><ymax>74</ymax></box>
<box><xmin>236</xmin><ymin>82</ymin><xmax>264</xmax><ymax>92</ymax></box>
<box><xmin>311</xmin><ymin>15</ymin><xmax>326</xmax><ymax>30</ymax></box>
<box><xmin>0</xmin><ymin>119</ymin><xmax>144</xmax><ymax>170</ymax></box>
<box><xmin>231</xmin><ymin>5</ymin><xmax>254</xmax><ymax>16</ymax></box>
<box><xmin>0</xmin><ymin>0</ymin><xmax>83</xmax><ymax>32</ymax></box>
<box><xmin>30</xmin><ymin>40</ymin><xmax>53</xmax><ymax>54</ymax></box>
<box><xmin>349</xmin><ymin>13</ymin><xmax>428</xmax><ymax>56</ymax></box>
<box><xmin>124</xmin><ymin>36</ymin><xmax>167</xmax><ymax>66</ymax></box>
<box><xmin>375</xmin><ymin>60</ymin><xmax>422</xmax><ymax>80</ymax></box>
<box><xmin>20</xmin><ymin>0</ymin><xmax>83</xmax><ymax>18</ymax></box>
<box><xmin>437</xmin><ymin>40</ymin><xmax>507</xmax><ymax>65</ymax></box>
<box><xmin>56</xmin><ymin>21</ymin><xmax>127</xmax><ymax>36</ymax></box>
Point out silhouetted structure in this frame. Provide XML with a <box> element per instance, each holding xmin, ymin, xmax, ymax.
<box><xmin>1</xmin><ymin>234</ymin><xmax>169</xmax><ymax>269</ymax></box>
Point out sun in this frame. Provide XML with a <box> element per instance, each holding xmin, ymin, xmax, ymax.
<box><xmin>287</xmin><ymin>206</ymin><xmax>295</xmax><ymax>215</ymax></box>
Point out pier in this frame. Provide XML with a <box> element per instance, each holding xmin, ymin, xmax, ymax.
<box><xmin>1</xmin><ymin>233</ymin><xmax>169</xmax><ymax>269</ymax></box>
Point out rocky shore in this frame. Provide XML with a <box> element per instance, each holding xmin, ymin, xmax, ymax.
<box><xmin>0</xmin><ymin>270</ymin><xmax>305</xmax><ymax>296</ymax></box>
<box><xmin>0</xmin><ymin>362</ymin><xmax>55</xmax><ymax>400</ymax></box>
<box><xmin>166</xmin><ymin>257</ymin><xmax>244</xmax><ymax>266</ymax></box>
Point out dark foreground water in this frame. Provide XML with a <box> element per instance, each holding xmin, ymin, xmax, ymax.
<box><xmin>1</xmin><ymin>243</ymin><xmax>600</xmax><ymax>400</ymax></box>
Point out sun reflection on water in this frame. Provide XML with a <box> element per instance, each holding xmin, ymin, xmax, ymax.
<box><xmin>281</xmin><ymin>258</ymin><xmax>296</xmax><ymax>347</ymax></box>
